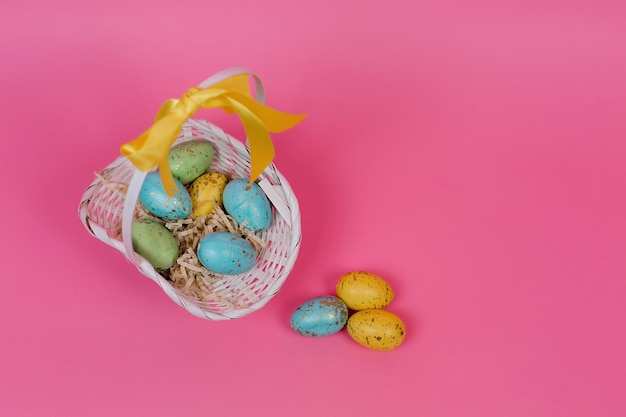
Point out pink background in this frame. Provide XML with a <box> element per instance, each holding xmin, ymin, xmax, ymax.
<box><xmin>1</xmin><ymin>1</ymin><xmax>625</xmax><ymax>416</ymax></box>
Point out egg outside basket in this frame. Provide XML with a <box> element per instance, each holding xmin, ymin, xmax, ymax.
<box><xmin>78</xmin><ymin>69</ymin><xmax>302</xmax><ymax>320</ymax></box>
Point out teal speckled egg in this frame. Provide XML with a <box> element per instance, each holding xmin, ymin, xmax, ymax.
<box><xmin>131</xmin><ymin>218</ymin><xmax>179</xmax><ymax>270</ymax></box>
<box><xmin>168</xmin><ymin>140</ymin><xmax>215</xmax><ymax>185</ymax></box>
<box><xmin>197</xmin><ymin>232</ymin><xmax>257</xmax><ymax>275</ymax></box>
<box><xmin>139</xmin><ymin>172</ymin><xmax>192</xmax><ymax>220</ymax></box>
<box><xmin>223</xmin><ymin>179</ymin><xmax>272</xmax><ymax>232</ymax></box>
<box><xmin>290</xmin><ymin>296</ymin><xmax>349</xmax><ymax>337</ymax></box>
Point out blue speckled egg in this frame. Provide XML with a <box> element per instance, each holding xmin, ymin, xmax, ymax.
<box><xmin>290</xmin><ymin>296</ymin><xmax>349</xmax><ymax>337</ymax></box>
<box><xmin>197</xmin><ymin>232</ymin><xmax>257</xmax><ymax>275</ymax></box>
<box><xmin>223</xmin><ymin>179</ymin><xmax>272</xmax><ymax>232</ymax></box>
<box><xmin>139</xmin><ymin>172</ymin><xmax>192</xmax><ymax>220</ymax></box>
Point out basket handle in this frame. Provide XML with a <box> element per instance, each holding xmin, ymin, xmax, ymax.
<box><xmin>198</xmin><ymin>67</ymin><xmax>266</xmax><ymax>104</ymax></box>
<box><xmin>121</xmin><ymin>67</ymin><xmax>266</xmax><ymax>265</ymax></box>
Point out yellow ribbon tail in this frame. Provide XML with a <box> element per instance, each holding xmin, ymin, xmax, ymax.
<box><xmin>158</xmin><ymin>159</ymin><xmax>179</xmax><ymax>196</ymax></box>
<box><xmin>155</xmin><ymin>98</ymin><xmax>180</xmax><ymax>122</ymax></box>
<box><xmin>226</xmin><ymin>92</ymin><xmax>307</xmax><ymax>132</ymax></box>
<box><xmin>120</xmin><ymin>129</ymin><xmax>181</xmax><ymax>195</ymax></box>
<box><xmin>121</xmin><ymin>103</ymin><xmax>189</xmax><ymax>195</ymax></box>
<box><xmin>120</xmin><ymin>130</ymin><xmax>153</xmax><ymax>171</ymax></box>
<box><xmin>120</xmin><ymin>115</ymin><xmax>185</xmax><ymax>171</ymax></box>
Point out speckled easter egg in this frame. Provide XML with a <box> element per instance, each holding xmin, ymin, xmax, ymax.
<box><xmin>336</xmin><ymin>271</ymin><xmax>394</xmax><ymax>310</ymax></box>
<box><xmin>131</xmin><ymin>218</ymin><xmax>179</xmax><ymax>270</ymax></box>
<box><xmin>197</xmin><ymin>231</ymin><xmax>257</xmax><ymax>275</ymax></box>
<box><xmin>346</xmin><ymin>309</ymin><xmax>406</xmax><ymax>351</ymax></box>
<box><xmin>139</xmin><ymin>172</ymin><xmax>192</xmax><ymax>220</ymax></box>
<box><xmin>168</xmin><ymin>140</ymin><xmax>214</xmax><ymax>185</ymax></box>
<box><xmin>290</xmin><ymin>296</ymin><xmax>349</xmax><ymax>337</ymax></box>
<box><xmin>222</xmin><ymin>178</ymin><xmax>272</xmax><ymax>232</ymax></box>
<box><xmin>188</xmin><ymin>172</ymin><xmax>228</xmax><ymax>218</ymax></box>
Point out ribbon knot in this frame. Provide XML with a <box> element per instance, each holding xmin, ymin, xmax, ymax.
<box><xmin>120</xmin><ymin>73</ymin><xmax>306</xmax><ymax>196</ymax></box>
<box><xmin>178</xmin><ymin>88</ymin><xmax>203</xmax><ymax>115</ymax></box>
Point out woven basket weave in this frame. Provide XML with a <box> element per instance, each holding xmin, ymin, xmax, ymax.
<box><xmin>78</xmin><ymin>69</ymin><xmax>302</xmax><ymax>320</ymax></box>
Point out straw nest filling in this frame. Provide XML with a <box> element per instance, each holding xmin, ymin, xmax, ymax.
<box><xmin>135</xmin><ymin>197</ymin><xmax>267</xmax><ymax>302</ymax></box>
<box><xmin>91</xmin><ymin>169</ymin><xmax>269</xmax><ymax>303</ymax></box>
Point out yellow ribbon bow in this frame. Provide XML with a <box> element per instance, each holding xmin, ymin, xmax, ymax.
<box><xmin>120</xmin><ymin>73</ymin><xmax>306</xmax><ymax>195</ymax></box>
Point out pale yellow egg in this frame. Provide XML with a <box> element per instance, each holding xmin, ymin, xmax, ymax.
<box><xmin>188</xmin><ymin>172</ymin><xmax>228</xmax><ymax>218</ymax></box>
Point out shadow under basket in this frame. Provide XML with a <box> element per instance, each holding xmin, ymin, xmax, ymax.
<box><xmin>78</xmin><ymin>119</ymin><xmax>302</xmax><ymax>320</ymax></box>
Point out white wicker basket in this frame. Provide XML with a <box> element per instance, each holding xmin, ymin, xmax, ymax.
<box><xmin>78</xmin><ymin>69</ymin><xmax>302</xmax><ymax>320</ymax></box>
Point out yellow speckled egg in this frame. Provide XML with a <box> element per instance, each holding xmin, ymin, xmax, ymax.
<box><xmin>347</xmin><ymin>309</ymin><xmax>406</xmax><ymax>351</ymax></box>
<box><xmin>188</xmin><ymin>172</ymin><xmax>228</xmax><ymax>218</ymax></box>
<box><xmin>336</xmin><ymin>271</ymin><xmax>394</xmax><ymax>310</ymax></box>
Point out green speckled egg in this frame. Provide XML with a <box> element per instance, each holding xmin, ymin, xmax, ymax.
<box><xmin>347</xmin><ymin>309</ymin><xmax>406</xmax><ymax>351</ymax></box>
<box><xmin>131</xmin><ymin>218</ymin><xmax>179</xmax><ymax>270</ymax></box>
<box><xmin>336</xmin><ymin>271</ymin><xmax>394</xmax><ymax>310</ymax></box>
<box><xmin>168</xmin><ymin>140</ymin><xmax>214</xmax><ymax>185</ymax></box>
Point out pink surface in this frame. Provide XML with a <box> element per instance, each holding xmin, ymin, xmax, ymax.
<box><xmin>1</xmin><ymin>1</ymin><xmax>625</xmax><ymax>416</ymax></box>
